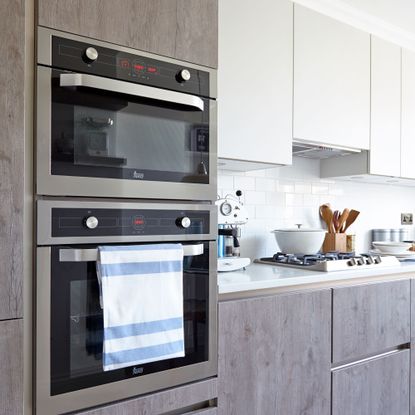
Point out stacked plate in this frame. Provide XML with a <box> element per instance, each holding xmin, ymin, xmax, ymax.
<box><xmin>371</xmin><ymin>241</ymin><xmax>415</xmax><ymax>258</ymax></box>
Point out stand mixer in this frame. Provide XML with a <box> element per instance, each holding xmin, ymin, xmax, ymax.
<box><xmin>216</xmin><ymin>191</ymin><xmax>251</xmax><ymax>272</ymax></box>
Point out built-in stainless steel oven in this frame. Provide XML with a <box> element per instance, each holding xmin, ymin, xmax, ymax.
<box><xmin>35</xmin><ymin>200</ymin><xmax>217</xmax><ymax>414</ymax></box>
<box><xmin>36</xmin><ymin>27</ymin><xmax>217</xmax><ymax>201</ymax></box>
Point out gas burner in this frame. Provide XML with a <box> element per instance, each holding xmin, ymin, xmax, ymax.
<box><xmin>255</xmin><ymin>251</ymin><xmax>400</xmax><ymax>272</ymax></box>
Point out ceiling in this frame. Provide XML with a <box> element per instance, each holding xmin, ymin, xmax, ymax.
<box><xmin>342</xmin><ymin>0</ymin><xmax>415</xmax><ymax>34</ymax></box>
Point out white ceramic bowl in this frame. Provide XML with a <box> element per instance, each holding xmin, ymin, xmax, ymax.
<box><xmin>271</xmin><ymin>228</ymin><xmax>326</xmax><ymax>255</ymax></box>
<box><xmin>372</xmin><ymin>241</ymin><xmax>412</xmax><ymax>254</ymax></box>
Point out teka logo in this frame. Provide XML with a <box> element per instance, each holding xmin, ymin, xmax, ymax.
<box><xmin>132</xmin><ymin>366</ymin><xmax>144</xmax><ymax>376</ymax></box>
<box><xmin>133</xmin><ymin>171</ymin><xmax>145</xmax><ymax>179</ymax></box>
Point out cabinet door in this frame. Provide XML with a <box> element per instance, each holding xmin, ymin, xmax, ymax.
<box><xmin>370</xmin><ymin>37</ymin><xmax>401</xmax><ymax>177</ymax></box>
<box><xmin>0</xmin><ymin>0</ymin><xmax>24</xmax><ymax>320</ymax></box>
<box><xmin>0</xmin><ymin>319</ymin><xmax>23</xmax><ymax>415</ymax></box>
<box><xmin>401</xmin><ymin>48</ymin><xmax>415</xmax><ymax>178</ymax></box>
<box><xmin>293</xmin><ymin>5</ymin><xmax>370</xmax><ymax>150</ymax></box>
<box><xmin>217</xmin><ymin>0</ymin><xmax>293</xmax><ymax>167</ymax></box>
<box><xmin>38</xmin><ymin>0</ymin><xmax>218</xmax><ymax>68</ymax></box>
<box><xmin>332</xmin><ymin>280</ymin><xmax>410</xmax><ymax>363</ymax></box>
<box><xmin>332</xmin><ymin>350</ymin><xmax>410</xmax><ymax>415</ymax></box>
<box><xmin>218</xmin><ymin>289</ymin><xmax>331</xmax><ymax>415</ymax></box>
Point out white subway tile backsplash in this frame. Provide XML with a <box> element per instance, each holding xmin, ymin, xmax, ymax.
<box><xmin>312</xmin><ymin>183</ymin><xmax>330</xmax><ymax>194</ymax></box>
<box><xmin>244</xmin><ymin>190</ymin><xmax>267</xmax><ymax>205</ymax></box>
<box><xmin>234</xmin><ymin>176</ymin><xmax>256</xmax><ymax>191</ymax></box>
<box><xmin>256</xmin><ymin>205</ymin><xmax>279</xmax><ymax>219</ymax></box>
<box><xmin>217</xmin><ymin>175</ymin><xmax>234</xmax><ymax>190</ymax></box>
<box><xmin>285</xmin><ymin>193</ymin><xmax>304</xmax><ymax>207</ymax></box>
<box><xmin>255</xmin><ymin>177</ymin><xmax>276</xmax><ymax>192</ymax></box>
<box><xmin>218</xmin><ymin>157</ymin><xmax>415</xmax><ymax>259</ymax></box>
<box><xmin>278</xmin><ymin>180</ymin><xmax>295</xmax><ymax>193</ymax></box>
<box><xmin>295</xmin><ymin>182</ymin><xmax>312</xmax><ymax>194</ymax></box>
<box><xmin>266</xmin><ymin>192</ymin><xmax>285</xmax><ymax>206</ymax></box>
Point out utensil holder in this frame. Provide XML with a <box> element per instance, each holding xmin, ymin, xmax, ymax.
<box><xmin>322</xmin><ymin>233</ymin><xmax>347</xmax><ymax>253</ymax></box>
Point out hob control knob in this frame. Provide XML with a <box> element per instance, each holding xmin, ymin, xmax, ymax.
<box><xmin>177</xmin><ymin>69</ymin><xmax>191</xmax><ymax>83</ymax></box>
<box><xmin>83</xmin><ymin>47</ymin><xmax>99</xmax><ymax>63</ymax></box>
<box><xmin>84</xmin><ymin>216</ymin><xmax>99</xmax><ymax>229</ymax></box>
<box><xmin>176</xmin><ymin>216</ymin><xmax>191</xmax><ymax>229</ymax></box>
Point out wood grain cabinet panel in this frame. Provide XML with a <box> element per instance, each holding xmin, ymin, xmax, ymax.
<box><xmin>333</xmin><ymin>279</ymin><xmax>410</xmax><ymax>363</ymax></box>
<box><xmin>76</xmin><ymin>378</ymin><xmax>217</xmax><ymax>415</ymax></box>
<box><xmin>0</xmin><ymin>319</ymin><xmax>23</xmax><ymax>415</ymax></box>
<box><xmin>0</xmin><ymin>0</ymin><xmax>24</xmax><ymax>320</ymax></box>
<box><xmin>218</xmin><ymin>289</ymin><xmax>331</xmax><ymax>415</ymax></box>
<box><xmin>332</xmin><ymin>350</ymin><xmax>410</xmax><ymax>415</ymax></box>
<box><xmin>38</xmin><ymin>0</ymin><xmax>218</xmax><ymax>67</ymax></box>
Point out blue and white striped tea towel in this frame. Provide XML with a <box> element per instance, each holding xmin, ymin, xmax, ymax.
<box><xmin>96</xmin><ymin>244</ymin><xmax>185</xmax><ymax>371</ymax></box>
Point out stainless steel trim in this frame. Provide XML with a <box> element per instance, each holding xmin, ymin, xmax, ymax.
<box><xmin>331</xmin><ymin>348</ymin><xmax>407</xmax><ymax>371</ymax></box>
<box><xmin>59</xmin><ymin>244</ymin><xmax>204</xmax><ymax>262</ymax></box>
<box><xmin>36</xmin><ymin>65</ymin><xmax>217</xmax><ymax>201</ymax></box>
<box><xmin>60</xmin><ymin>73</ymin><xmax>205</xmax><ymax>111</ymax></box>
<box><xmin>37</xmin><ymin>26</ymin><xmax>217</xmax><ymax>98</ymax></box>
<box><xmin>37</xmin><ymin>199</ymin><xmax>217</xmax><ymax>245</ymax></box>
<box><xmin>35</xmin><ymin>241</ymin><xmax>217</xmax><ymax>415</ymax></box>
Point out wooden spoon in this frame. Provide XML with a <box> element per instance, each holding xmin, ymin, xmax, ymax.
<box><xmin>320</xmin><ymin>205</ymin><xmax>335</xmax><ymax>233</ymax></box>
<box><xmin>342</xmin><ymin>209</ymin><xmax>360</xmax><ymax>233</ymax></box>
<box><xmin>338</xmin><ymin>208</ymin><xmax>350</xmax><ymax>233</ymax></box>
<box><xmin>333</xmin><ymin>210</ymin><xmax>340</xmax><ymax>233</ymax></box>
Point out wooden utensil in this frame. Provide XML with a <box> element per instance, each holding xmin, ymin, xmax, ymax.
<box><xmin>333</xmin><ymin>210</ymin><xmax>340</xmax><ymax>233</ymax></box>
<box><xmin>342</xmin><ymin>209</ymin><xmax>360</xmax><ymax>233</ymax></box>
<box><xmin>320</xmin><ymin>205</ymin><xmax>335</xmax><ymax>233</ymax></box>
<box><xmin>338</xmin><ymin>208</ymin><xmax>350</xmax><ymax>233</ymax></box>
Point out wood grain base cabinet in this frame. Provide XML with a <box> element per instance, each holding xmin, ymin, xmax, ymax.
<box><xmin>0</xmin><ymin>0</ymin><xmax>24</xmax><ymax>321</ymax></box>
<box><xmin>218</xmin><ymin>289</ymin><xmax>331</xmax><ymax>415</ymax></box>
<box><xmin>0</xmin><ymin>319</ymin><xmax>23</xmax><ymax>415</ymax></box>
<box><xmin>38</xmin><ymin>0</ymin><xmax>218</xmax><ymax>68</ymax></box>
<box><xmin>332</xmin><ymin>350</ymin><xmax>410</xmax><ymax>415</ymax></box>
<box><xmin>75</xmin><ymin>378</ymin><xmax>217</xmax><ymax>415</ymax></box>
<box><xmin>332</xmin><ymin>279</ymin><xmax>410</xmax><ymax>363</ymax></box>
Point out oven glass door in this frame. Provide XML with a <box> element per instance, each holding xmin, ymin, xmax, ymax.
<box><xmin>50</xmin><ymin>242</ymin><xmax>210</xmax><ymax>396</ymax></box>
<box><xmin>50</xmin><ymin>69</ymin><xmax>211</xmax><ymax>184</ymax></box>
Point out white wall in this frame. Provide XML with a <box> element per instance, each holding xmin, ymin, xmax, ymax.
<box><xmin>218</xmin><ymin>157</ymin><xmax>415</xmax><ymax>259</ymax></box>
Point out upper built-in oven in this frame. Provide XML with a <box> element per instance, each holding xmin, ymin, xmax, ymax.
<box><xmin>36</xmin><ymin>28</ymin><xmax>217</xmax><ymax>201</ymax></box>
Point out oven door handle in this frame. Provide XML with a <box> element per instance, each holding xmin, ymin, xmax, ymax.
<box><xmin>60</xmin><ymin>73</ymin><xmax>205</xmax><ymax>111</ymax></box>
<box><xmin>58</xmin><ymin>244</ymin><xmax>204</xmax><ymax>262</ymax></box>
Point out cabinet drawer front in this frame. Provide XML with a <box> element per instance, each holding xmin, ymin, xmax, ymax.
<box><xmin>332</xmin><ymin>349</ymin><xmax>410</xmax><ymax>415</ymax></box>
<box><xmin>184</xmin><ymin>409</ymin><xmax>217</xmax><ymax>415</ymax></box>
<box><xmin>333</xmin><ymin>280</ymin><xmax>410</xmax><ymax>363</ymax></box>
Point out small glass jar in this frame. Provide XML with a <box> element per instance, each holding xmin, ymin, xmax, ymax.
<box><xmin>346</xmin><ymin>234</ymin><xmax>355</xmax><ymax>252</ymax></box>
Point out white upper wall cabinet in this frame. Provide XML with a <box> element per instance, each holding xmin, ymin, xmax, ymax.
<box><xmin>401</xmin><ymin>48</ymin><xmax>415</xmax><ymax>179</ymax></box>
<box><xmin>218</xmin><ymin>0</ymin><xmax>293</xmax><ymax>169</ymax></box>
<box><xmin>370</xmin><ymin>36</ymin><xmax>401</xmax><ymax>177</ymax></box>
<box><xmin>293</xmin><ymin>5</ymin><xmax>370</xmax><ymax>150</ymax></box>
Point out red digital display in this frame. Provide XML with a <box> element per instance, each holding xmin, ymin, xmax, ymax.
<box><xmin>134</xmin><ymin>64</ymin><xmax>145</xmax><ymax>72</ymax></box>
<box><xmin>147</xmin><ymin>67</ymin><xmax>157</xmax><ymax>73</ymax></box>
<box><xmin>134</xmin><ymin>219</ymin><xmax>144</xmax><ymax>225</ymax></box>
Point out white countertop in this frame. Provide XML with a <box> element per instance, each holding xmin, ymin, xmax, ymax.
<box><xmin>218</xmin><ymin>261</ymin><xmax>415</xmax><ymax>295</ymax></box>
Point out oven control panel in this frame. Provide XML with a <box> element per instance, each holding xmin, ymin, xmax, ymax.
<box><xmin>51</xmin><ymin>36</ymin><xmax>211</xmax><ymax>97</ymax></box>
<box><xmin>51</xmin><ymin>208</ymin><xmax>210</xmax><ymax>237</ymax></box>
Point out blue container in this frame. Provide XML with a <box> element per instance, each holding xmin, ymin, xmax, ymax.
<box><xmin>217</xmin><ymin>225</ymin><xmax>225</xmax><ymax>257</ymax></box>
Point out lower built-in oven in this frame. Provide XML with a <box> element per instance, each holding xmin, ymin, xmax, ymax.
<box><xmin>35</xmin><ymin>200</ymin><xmax>217</xmax><ymax>415</ymax></box>
<box><xmin>36</xmin><ymin>27</ymin><xmax>217</xmax><ymax>201</ymax></box>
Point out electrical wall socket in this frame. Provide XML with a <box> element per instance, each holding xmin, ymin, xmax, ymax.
<box><xmin>401</xmin><ymin>213</ymin><xmax>413</xmax><ymax>225</ymax></box>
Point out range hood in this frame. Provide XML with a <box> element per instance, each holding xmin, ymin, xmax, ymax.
<box><xmin>292</xmin><ymin>140</ymin><xmax>361</xmax><ymax>159</ymax></box>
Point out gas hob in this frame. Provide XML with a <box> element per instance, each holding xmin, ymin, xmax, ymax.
<box><xmin>255</xmin><ymin>252</ymin><xmax>401</xmax><ymax>272</ymax></box>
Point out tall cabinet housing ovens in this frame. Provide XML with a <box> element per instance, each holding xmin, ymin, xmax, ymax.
<box><xmin>34</xmin><ymin>27</ymin><xmax>217</xmax><ymax>414</ymax></box>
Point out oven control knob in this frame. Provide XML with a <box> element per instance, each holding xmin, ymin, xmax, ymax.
<box><xmin>83</xmin><ymin>47</ymin><xmax>99</xmax><ymax>63</ymax></box>
<box><xmin>84</xmin><ymin>216</ymin><xmax>99</xmax><ymax>229</ymax></box>
<box><xmin>177</xmin><ymin>69</ymin><xmax>191</xmax><ymax>83</ymax></box>
<box><xmin>176</xmin><ymin>216</ymin><xmax>191</xmax><ymax>229</ymax></box>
